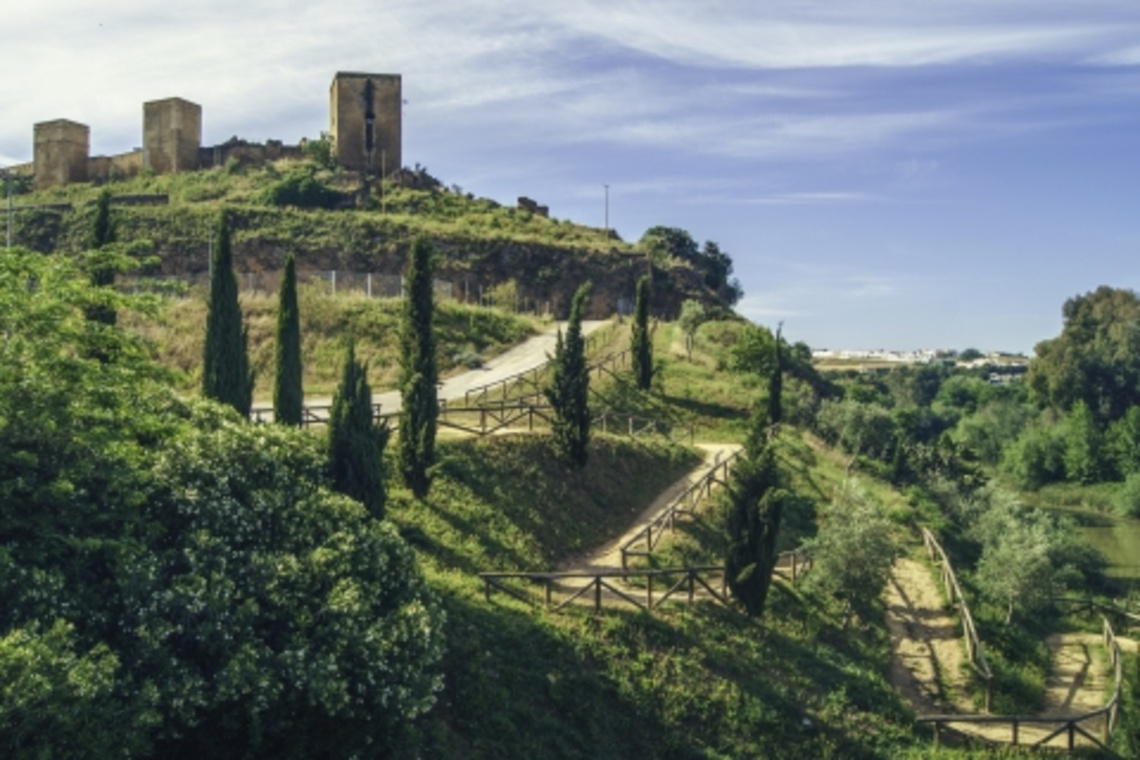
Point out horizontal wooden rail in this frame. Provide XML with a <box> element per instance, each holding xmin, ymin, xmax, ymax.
<box><xmin>921</xmin><ymin>527</ymin><xmax>994</xmax><ymax>712</ymax></box>
<box><xmin>917</xmin><ymin>616</ymin><xmax>1125</xmax><ymax>752</ymax></box>
<box><xmin>619</xmin><ymin>448</ymin><xmax>744</xmax><ymax>569</ymax></box>
<box><xmin>480</xmin><ymin>552</ymin><xmax>810</xmax><ymax>615</ymax></box>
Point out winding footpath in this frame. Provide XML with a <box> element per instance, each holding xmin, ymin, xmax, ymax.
<box><xmin>886</xmin><ymin>553</ymin><xmax>1132</xmax><ymax>748</ymax></box>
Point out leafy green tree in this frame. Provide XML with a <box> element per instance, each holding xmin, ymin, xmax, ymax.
<box><xmin>273</xmin><ymin>253</ymin><xmax>303</xmax><ymax>426</ymax></box>
<box><xmin>631</xmin><ymin>275</ymin><xmax>653</xmax><ymax>390</ymax></box>
<box><xmin>1109</xmin><ymin>406</ymin><xmax>1140</xmax><ymax>477</ymax></box>
<box><xmin>545</xmin><ymin>282</ymin><xmax>592</xmax><ymax>467</ymax></box>
<box><xmin>677</xmin><ymin>299</ymin><xmax>705</xmax><ymax>361</ymax></box>
<box><xmin>1029</xmin><ymin>286</ymin><xmax>1140</xmax><ymax>424</ymax></box>
<box><xmin>399</xmin><ymin>235</ymin><xmax>439</xmax><ymax>498</ymax></box>
<box><xmin>202</xmin><ymin>212</ymin><xmax>254</xmax><ymax>416</ymax></box>
<box><xmin>802</xmin><ymin>481</ymin><xmax>898</xmax><ymax>626</ymax></box>
<box><xmin>328</xmin><ymin>341</ymin><xmax>389</xmax><ymax>519</ymax></box>
<box><xmin>1063</xmin><ymin>400</ymin><xmax>1108</xmax><ymax>484</ymax></box>
<box><xmin>1</xmin><ymin>251</ymin><xmax>445</xmax><ymax>755</ymax></box>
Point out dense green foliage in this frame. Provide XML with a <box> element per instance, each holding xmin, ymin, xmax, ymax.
<box><xmin>639</xmin><ymin>225</ymin><xmax>742</xmax><ymax>305</ymax></box>
<box><xmin>0</xmin><ymin>250</ymin><xmax>443</xmax><ymax>756</ymax></box>
<box><xmin>328</xmin><ymin>341</ymin><xmax>390</xmax><ymax>519</ymax></box>
<box><xmin>202</xmin><ymin>212</ymin><xmax>254</xmax><ymax>416</ymax></box>
<box><xmin>802</xmin><ymin>482</ymin><xmax>898</xmax><ymax>626</ymax></box>
<box><xmin>399</xmin><ymin>236</ymin><xmax>439</xmax><ymax>497</ymax></box>
<box><xmin>631</xmin><ymin>274</ymin><xmax>653</xmax><ymax>389</ymax></box>
<box><xmin>1028</xmin><ymin>286</ymin><xmax>1140</xmax><ymax>423</ymax></box>
<box><xmin>259</xmin><ymin>165</ymin><xmax>344</xmax><ymax>209</ymax></box>
<box><xmin>545</xmin><ymin>282</ymin><xmax>592</xmax><ymax>467</ymax></box>
<box><xmin>272</xmin><ymin>253</ymin><xmax>303</xmax><ymax>425</ymax></box>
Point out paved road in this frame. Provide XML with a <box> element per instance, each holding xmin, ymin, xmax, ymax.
<box><xmin>252</xmin><ymin>320</ymin><xmax>607</xmax><ymax>420</ymax></box>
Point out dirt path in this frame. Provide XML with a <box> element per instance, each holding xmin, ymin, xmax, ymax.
<box><xmin>887</xmin><ymin>555</ymin><xmax>1119</xmax><ymax>748</ymax></box>
<box><xmin>885</xmin><ymin>556</ymin><xmax>972</xmax><ymax>715</ymax></box>
<box><xmin>558</xmin><ymin>443</ymin><xmax>740</xmax><ymax>574</ymax></box>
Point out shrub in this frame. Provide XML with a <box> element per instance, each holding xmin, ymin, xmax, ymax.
<box><xmin>260</xmin><ymin>166</ymin><xmax>343</xmax><ymax>209</ymax></box>
<box><xmin>1116</xmin><ymin>473</ymin><xmax>1140</xmax><ymax>518</ymax></box>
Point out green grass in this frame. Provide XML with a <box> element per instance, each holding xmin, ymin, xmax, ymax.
<box><xmin>377</xmin><ymin>431</ymin><xmax>919</xmax><ymax>758</ymax></box>
<box><xmin>123</xmin><ymin>284</ymin><xmax>540</xmax><ymax>399</ymax></box>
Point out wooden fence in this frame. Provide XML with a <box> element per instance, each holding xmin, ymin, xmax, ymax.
<box><xmin>916</xmin><ymin>616</ymin><xmax>1126</xmax><ymax>752</ymax></box>
<box><xmin>462</xmin><ymin>345</ymin><xmax>630</xmax><ymax>407</ymax></box>
<box><xmin>619</xmin><ymin>448</ymin><xmax>744</xmax><ymax>570</ymax></box>
<box><xmin>480</xmin><ymin>552</ymin><xmax>810</xmax><ymax>615</ymax></box>
<box><xmin>920</xmin><ymin>527</ymin><xmax>994</xmax><ymax>712</ymax></box>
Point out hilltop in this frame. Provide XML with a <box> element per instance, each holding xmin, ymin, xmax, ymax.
<box><xmin>5</xmin><ymin>160</ymin><xmax>741</xmax><ymax>319</ymax></box>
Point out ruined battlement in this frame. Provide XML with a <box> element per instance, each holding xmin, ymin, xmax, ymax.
<box><xmin>14</xmin><ymin>72</ymin><xmax>402</xmax><ymax>189</ymax></box>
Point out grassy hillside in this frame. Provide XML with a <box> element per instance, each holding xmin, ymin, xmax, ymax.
<box><xmin>382</xmin><ymin>432</ymin><xmax>918</xmax><ymax>758</ymax></box>
<box><xmin>9</xmin><ymin>161</ymin><xmax>730</xmax><ymax>319</ymax></box>
<box><xmin>122</xmin><ymin>284</ymin><xmax>541</xmax><ymax>399</ymax></box>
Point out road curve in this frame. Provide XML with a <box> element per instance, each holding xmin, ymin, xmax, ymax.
<box><xmin>252</xmin><ymin>320</ymin><xmax>608</xmax><ymax>420</ymax></box>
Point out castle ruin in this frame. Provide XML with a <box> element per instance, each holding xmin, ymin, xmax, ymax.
<box><xmin>13</xmin><ymin>72</ymin><xmax>402</xmax><ymax>189</ymax></box>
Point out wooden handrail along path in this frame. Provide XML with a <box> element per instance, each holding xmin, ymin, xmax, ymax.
<box><xmin>917</xmin><ymin>527</ymin><xmax>1128</xmax><ymax>752</ymax></box>
<box><xmin>480</xmin><ymin>552</ymin><xmax>810</xmax><ymax>615</ymax></box>
<box><xmin>920</xmin><ymin>527</ymin><xmax>994</xmax><ymax>712</ymax></box>
<box><xmin>619</xmin><ymin>447</ymin><xmax>744</xmax><ymax>570</ymax></box>
<box><xmin>917</xmin><ymin>616</ymin><xmax>1126</xmax><ymax>752</ymax></box>
<box><xmin>463</xmin><ymin>345</ymin><xmax>631</xmax><ymax>407</ymax></box>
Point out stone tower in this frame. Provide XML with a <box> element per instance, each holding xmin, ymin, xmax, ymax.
<box><xmin>329</xmin><ymin>72</ymin><xmax>401</xmax><ymax>176</ymax></box>
<box><xmin>143</xmin><ymin>97</ymin><xmax>202</xmax><ymax>174</ymax></box>
<box><xmin>33</xmin><ymin>119</ymin><xmax>89</xmax><ymax>190</ymax></box>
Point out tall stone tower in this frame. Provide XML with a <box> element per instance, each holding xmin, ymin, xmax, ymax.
<box><xmin>33</xmin><ymin>119</ymin><xmax>89</xmax><ymax>190</ymax></box>
<box><xmin>329</xmin><ymin>72</ymin><xmax>401</xmax><ymax>176</ymax></box>
<box><xmin>143</xmin><ymin>97</ymin><xmax>201</xmax><ymax>174</ymax></box>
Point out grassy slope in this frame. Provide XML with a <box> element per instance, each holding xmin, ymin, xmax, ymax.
<box><xmin>123</xmin><ymin>286</ymin><xmax>540</xmax><ymax>399</ymax></box>
<box><xmin>370</xmin><ymin>320</ymin><xmax>928</xmax><ymax>758</ymax></box>
<box><xmin>13</xmin><ymin>162</ymin><xmax>628</xmax><ymax>254</ymax></box>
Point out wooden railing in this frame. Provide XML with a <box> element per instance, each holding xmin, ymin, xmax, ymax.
<box><xmin>917</xmin><ymin>616</ymin><xmax>1126</xmax><ymax>752</ymax></box>
<box><xmin>480</xmin><ymin>552</ymin><xmax>809</xmax><ymax>614</ymax></box>
<box><xmin>461</xmin><ymin>337</ymin><xmax>627</xmax><ymax>408</ymax></box>
<box><xmin>619</xmin><ymin>448</ymin><xmax>744</xmax><ymax>569</ymax></box>
<box><xmin>920</xmin><ymin>527</ymin><xmax>994</xmax><ymax>711</ymax></box>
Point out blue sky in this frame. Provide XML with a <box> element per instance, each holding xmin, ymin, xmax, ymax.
<box><xmin>3</xmin><ymin>1</ymin><xmax>1140</xmax><ymax>353</ymax></box>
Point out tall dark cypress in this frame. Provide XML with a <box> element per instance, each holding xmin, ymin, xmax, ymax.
<box><xmin>398</xmin><ymin>235</ymin><xmax>438</xmax><ymax>498</ymax></box>
<box><xmin>726</xmin><ymin>330</ymin><xmax>787</xmax><ymax>616</ymax></box>
<box><xmin>329</xmin><ymin>341</ymin><xmax>389</xmax><ymax>518</ymax></box>
<box><xmin>724</xmin><ymin>445</ymin><xmax>786</xmax><ymax>616</ymax></box>
<box><xmin>86</xmin><ymin>188</ymin><xmax>117</xmax><ymax>327</ymax></box>
<box><xmin>203</xmin><ymin>211</ymin><xmax>254</xmax><ymax>416</ymax></box>
<box><xmin>631</xmin><ymin>275</ymin><xmax>653</xmax><ymax>390</ymax></box>
<box><xmin>273</xmin><ymin>253</ymin><xmax>303</xmax><ymax>426</ymax></box>
<box><xmin>545</xmin><ymin>282</ymin><xmax>592</xmax><ymax>467</ymax></box>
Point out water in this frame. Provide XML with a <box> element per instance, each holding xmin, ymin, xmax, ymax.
<box><xmin>1047</xmin><ymin>506</ymin><xmax>1140</xmax><ymax>581</ymax></box>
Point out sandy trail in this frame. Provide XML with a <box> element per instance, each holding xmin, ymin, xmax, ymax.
<box><xmin>887</xmin><ymin>554</ymin><xmax>1117</xmax><ymax>748</ymax></box>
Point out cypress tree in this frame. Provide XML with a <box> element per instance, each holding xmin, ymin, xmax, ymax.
<box><xmin>545</xmin><ymin>282</ymin><xmax>592</xmax><ymax>467</ymax></box>
<box><xmin>631</xmin><ymin>275</ymin><xmax>653</xmax><ymax>390</ymax></box>
<box><xmin>329</xmin><ymin>341</ymin><xmax>389</xmax><ymax>519</ymax></box>
<box><xmin>726</xmin><ymin>330</ymin><xmax>787</xmax><ymax>616</ymax></box>
<box><xmin>724</xmin><ymin>445</ymin><xmax>787</xmax><ymax>616</ymax></box>
<box><xmin>273</xmin><ymin>253</ymin><xmax>303</xmax><ymax>426</ymax></box>
<box><xmin>203</xmin><ymin>211</ymin><xmax>254</xmax><ymax>416</ymax></box>
<box><xmin>398</xmin><ymin>236</ymin><xmax>438</xmax><ymax>498</ymax></box>
<box><xmin>85</xmin><ymin>188</ymin><xmax>117</xmax><ymax>327</ymax></box>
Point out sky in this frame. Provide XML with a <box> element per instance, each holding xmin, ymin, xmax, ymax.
<box><xmin>4</xmin><ymin>1</ymin><xmax>1140</xmax><ymax>354</ymax></box>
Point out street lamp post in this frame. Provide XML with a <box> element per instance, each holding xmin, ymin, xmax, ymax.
<box><xmin>603</xmin><ymin>183</ymin><xmax>609</xmax><ymax>240</ymax></box>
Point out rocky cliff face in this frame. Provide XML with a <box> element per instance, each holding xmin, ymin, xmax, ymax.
<box><xmin>12</xmin><ymin>204</ymin><xmax>729</xmax><ymax>319</ymax></box>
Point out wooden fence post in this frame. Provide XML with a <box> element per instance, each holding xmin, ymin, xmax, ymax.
<box><xmin>594</xmin><ymin>578</ymin><xmax>602</xmax><ymax>613</ymax></box>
